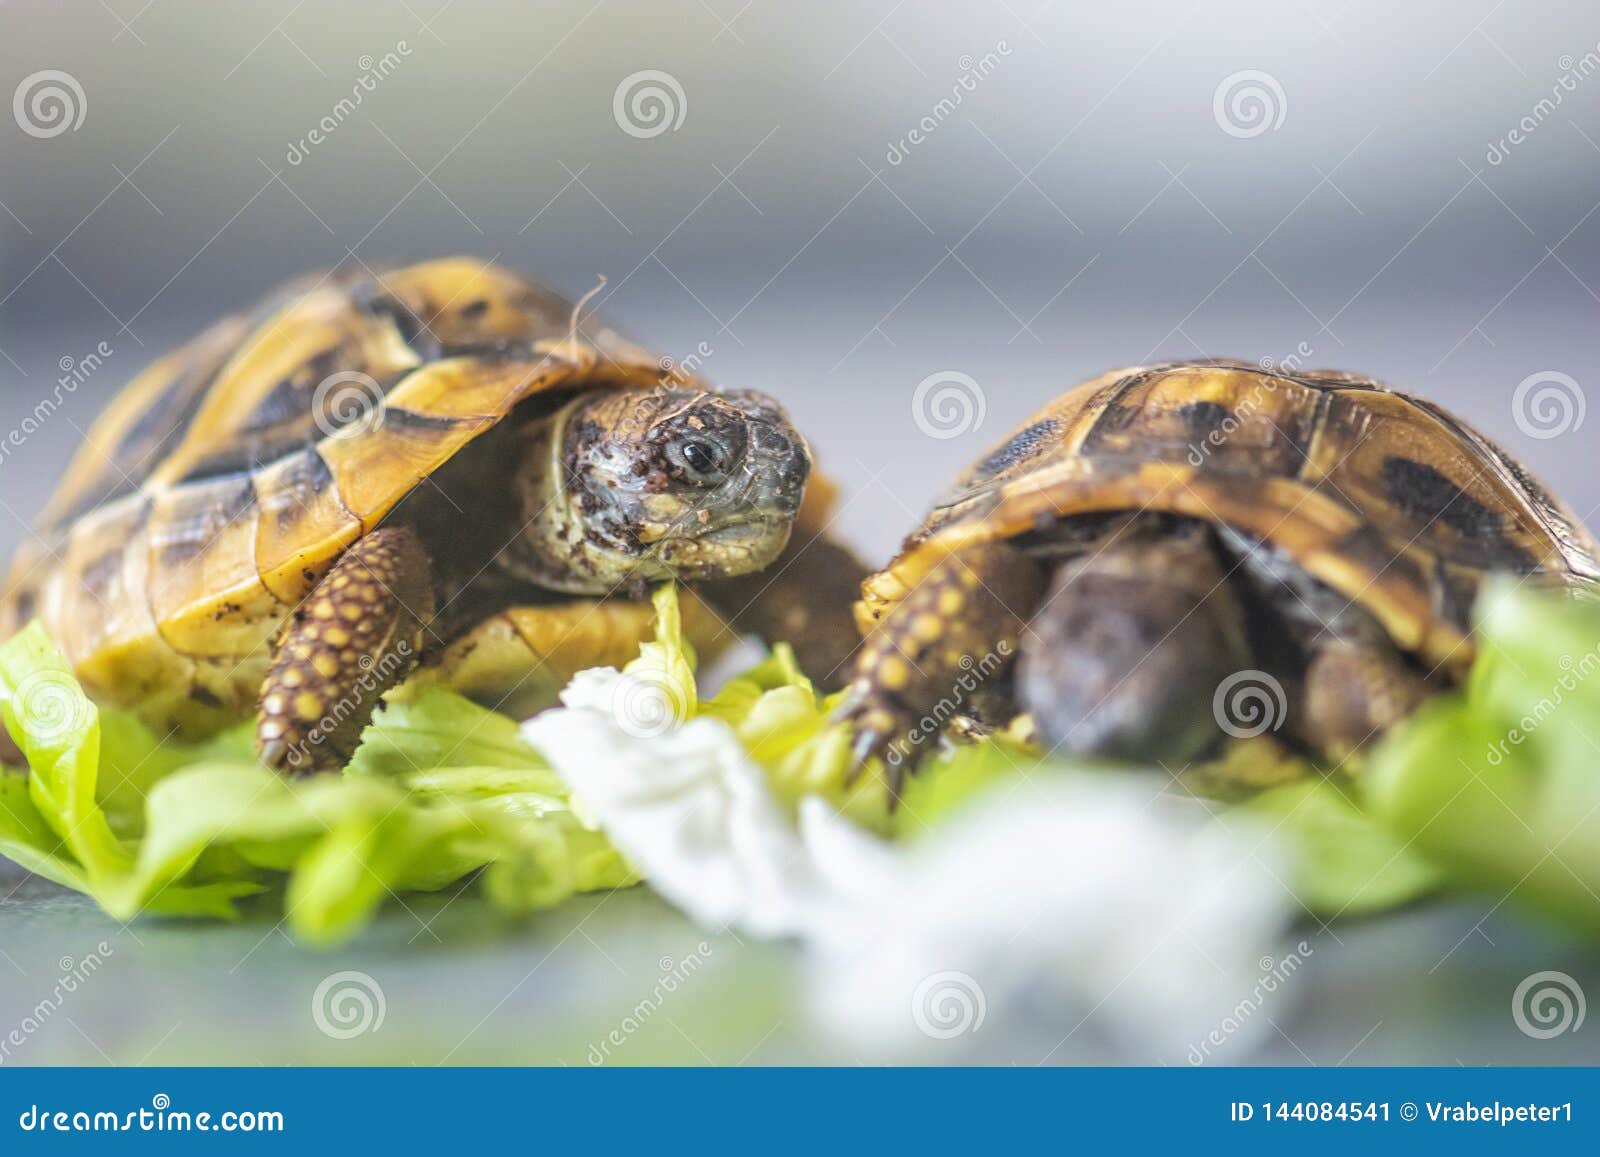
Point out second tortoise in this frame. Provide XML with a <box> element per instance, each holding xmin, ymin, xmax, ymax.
<box><xmin>839</xmin><ymin>360</ymin><xmax>1600</xmax><ymax>792</ymax></box>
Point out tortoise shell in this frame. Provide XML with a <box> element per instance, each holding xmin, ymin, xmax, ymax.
<box><xmin>859</xmin><ymin>361</ymin><xmax>1600</xmax><ymax>674</ymax></box>
<box><xmin>0</xmin><ymin>257</ymin><xmax>688</xmax><ymax>733</ymax></box>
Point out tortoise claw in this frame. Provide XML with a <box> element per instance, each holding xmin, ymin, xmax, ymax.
<box><xmin>844</xmin><ymin>726</ymin><xmax>880</xmax><ymax>785</ymax></box>
<box><xmin>835</xmin><ymin>699</ymin><xmax>910</xmax><ymax>809</ymax></box>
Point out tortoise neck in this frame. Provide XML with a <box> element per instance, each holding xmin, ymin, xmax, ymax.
<box><xmin>499</xmin><ymin>391</ymin><xmax>661</xmax><ymax>594</ymax></box>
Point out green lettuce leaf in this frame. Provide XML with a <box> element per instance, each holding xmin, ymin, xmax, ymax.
<box><xmin>893</xmin><ymin>737</ymin><xmax>1048</xmax><ymax>837</ymax></box>
<box><xmin>0</xmin><ymin>766</ymin><xmax>88</xmax><ymax>891</ymax></box>
<box><xmin>1241</xmin><ymin>778</ymin><xmax>1445</xmax><ymax>916</ymax></box>
<box><xmin>0</xmin><ymin>623</ymin><xmax>129</xmax><ymax>886</ymax></box>
<box><xmin>0</xmin><ymin>622</ymin><xmax>629</xmax><ymax>939</ymax></box>
<box><xmin>622</xmin><ymin>583</ymin><xmax>700</xmax><ymax>722</ymax></box>
<box><xmin>0</xmin><ymin>624</ymin><xmax>261</xmax><ymax>917</ymax></box>
<box><xmin>703</xmin><ymin>643</ymin><xmax>894</xmax><ymax>829</ymax></box>
<box><xmin>9</xmin><ymin>573</ymin><xmax>1599</xmax><ymax>945</ymax></box>
<box><xmin>1364</xmin><ymin>581</ymin><xmax>1600</xmax><ymax>931</ymax></box>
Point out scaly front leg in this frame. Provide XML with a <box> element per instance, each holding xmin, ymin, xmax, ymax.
<box><xmin>258</xmin><ymin>526</ymin><xmax>435</xmax><ymax>773</ymax></box>
<box><xmin>699</xmin><ymin>533</ymin><xmax>870</xmax><ymax>690</ymax></box>
<box><xmin>697</xmin><ymin>470</ymin><xmax>872</xmax><ymax>688</ymax></box>
<box><xmin>836</xmin><ymin>540</ymin><xmax>1044</xmax><ymax>798</ymax></box>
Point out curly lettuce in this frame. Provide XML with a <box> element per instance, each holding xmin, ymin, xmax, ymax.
<box><xmin>3</xmin><ymin>578</ymin><xmax>1599</xmax><ymax>942</ymax></box>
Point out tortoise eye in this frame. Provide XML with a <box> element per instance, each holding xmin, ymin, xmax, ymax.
<box><xmin>673</xmin><ymin>439</ymin><xmax>726</xmax><ymax>483</ymax></box>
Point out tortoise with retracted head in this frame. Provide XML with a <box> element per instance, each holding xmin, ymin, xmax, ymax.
<box><xmin>839</xmin><ymin>360</ymin><xmax>1600</xmax><ymax>793</ymax></box>
<box><xmin>0</xmin><ymin>258</ymin><xmax>864</xmax><ymax>771</ymax></box>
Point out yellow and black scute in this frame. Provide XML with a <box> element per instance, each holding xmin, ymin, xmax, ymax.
<box><xmin>861</xmin><ymin>359</ymin><xmax>1600</xmax><ymax>677</ymax></box>
<box><xmin>0</xmin><ymin>258</ymin><xmax>680</xmax><ymax>737</ymax></box>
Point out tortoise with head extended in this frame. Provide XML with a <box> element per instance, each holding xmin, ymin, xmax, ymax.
<box><xmin>0</xmin><ymin>258</ymin><xmax>865</xmax><ymax>771</ymax></box>
<box><xmin>840</xmin><ymin>360</ymin><xmax>1600</xmax><ymax>792</ymax></box>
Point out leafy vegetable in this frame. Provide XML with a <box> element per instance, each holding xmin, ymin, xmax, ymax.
<box><xmin>668</xmin><ymin>592</ymin><xmax>894</xmax><ymax>829</ymax></box>
<box><xmin>1240</xmin><ymin>778</ymin><xmax>1445</xmax><ymax>916</ymax></box>
<box><xmin>1365</xmin><ymin>580</ymin><xmax>1600</xmax><ymax>931</ymax></box>
<box><xmin>894</xmin><ymin>736</ymin><xmax>1046</xmax><ymax>837</ymax></box>
<box><xmin>4</xmin><ymin>577</ymin><xmax>1599</xmax><ymax>943</ymax></box>
<box><xmin>0</xmin><ymin>623</ymin><xmax>629</xmax><ymax>941</ymax></box>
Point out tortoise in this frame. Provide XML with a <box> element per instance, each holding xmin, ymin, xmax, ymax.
<box><xmin>0</xmin><ymin>258</ymin><xmax>865</xmax><ymax>771</ymax></box>
<box><xmin>838</xmin><ymin>359</ymin><xmax>1600</xmax><ymax>793</ymax></box>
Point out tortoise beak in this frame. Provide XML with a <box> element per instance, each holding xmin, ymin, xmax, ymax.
<box><xmin>728</xmin><ymin>393</ymin><xmax>810</xmax><ymax>519</ymax></box>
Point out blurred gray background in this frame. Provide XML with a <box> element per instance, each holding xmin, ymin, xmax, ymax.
<box><xmin>2</xmin><ymin>0</ymin><xmax>1599</xmax><ymax>558</ymax></box>
<box><xmin>1</xmin><ymin>0</ymin><xmax>1598</xmax><ymax>1066</ymax></box>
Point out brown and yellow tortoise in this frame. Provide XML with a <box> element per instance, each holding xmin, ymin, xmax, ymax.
<box><xmin>0</xmin><ymin>258</ymin><xmax>865</xmax><ymax>771</ymax></box>
<box><xmin>839</xmin><ymin>360</ymin><xmax>1600</xmax><ymax>793</ymax></box>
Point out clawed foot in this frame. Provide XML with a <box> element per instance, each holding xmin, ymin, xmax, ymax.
<box><xmin>833</xmin><ymin>685</ymin><xmax>921</xmax><ymax>806</ymax></box>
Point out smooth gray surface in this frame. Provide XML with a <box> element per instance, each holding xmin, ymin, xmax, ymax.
<box><xmin>2</xmin><ymin>865</ymin><xmax>1598</xmax><ymax>1066</ymax></box>
<box><xmin>2</xmin><ymin>0</ymin><xmax>1599</xmax><ymax>1066</ymax></box>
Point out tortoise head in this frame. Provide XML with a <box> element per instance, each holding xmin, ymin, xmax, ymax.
<box><xmin>509</xmin><ymin>387</ymin><xmax>810</xmax><ymax>592</ymax></box>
